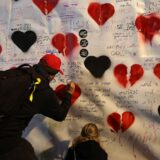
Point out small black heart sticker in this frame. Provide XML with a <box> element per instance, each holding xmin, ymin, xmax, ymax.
<box><xmin>84</xmin><ymin>55</ymin><xmax>111</xmax><ymax>78</ymax></box>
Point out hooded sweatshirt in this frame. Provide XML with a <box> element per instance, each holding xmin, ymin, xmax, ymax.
<box><xmin>65</xmin><ymin>140</ymin><xmax>108</xmax><ymax>160</ymax></box>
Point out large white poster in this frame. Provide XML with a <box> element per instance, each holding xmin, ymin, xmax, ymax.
<box><xmin>1</xmin><ymin>0</ymin><xmax>160</xmax><ymax>160</ymax></box>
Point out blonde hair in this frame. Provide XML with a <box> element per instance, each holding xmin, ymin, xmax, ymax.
<box><xmin>72</xmin><ymin>123</ymin><xmax>100</xmax><ymax>147</ymax></box>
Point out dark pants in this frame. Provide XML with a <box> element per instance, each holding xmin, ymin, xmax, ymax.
<box><xmin>0</xmin><ymin>138</ymin><xmax>38</xmax><ymax>160</ymax></box>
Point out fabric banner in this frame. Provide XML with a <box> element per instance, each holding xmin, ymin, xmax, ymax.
<box><xmin>0</xmin><ymin>0</ymin><xmax>160</xmax><ymax>160</ymax></box>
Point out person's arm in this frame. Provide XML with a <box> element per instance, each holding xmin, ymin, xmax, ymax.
<box><xmin>102</xmin><ymin>148</ymin><xmax>108</xmax><ymax>160</ymax></box>
<box><xmin>105</xmin><ymin>152</ymin><xmax>108</xmax><ymax>160</ymax></box>
<box><xmin>64</xmin><ymin>147</ymin><xmax>74</xmax><ymax>160</ymax></box>
<box><xmin>38</xmin><ymin>82</ymin><xmax>75</xmax><ymax>121</ymax></box>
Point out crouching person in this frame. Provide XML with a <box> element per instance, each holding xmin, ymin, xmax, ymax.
<box><xmin>0</xmin><ymin>54</ymin><xmax>76</xmax><ymax>160</ymax></box>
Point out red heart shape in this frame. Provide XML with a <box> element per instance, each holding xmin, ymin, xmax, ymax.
<box><xmin>107</xmin><ymin>112</ymin><xmax>135</xmax><ymax>133</ymax></box>
<box><xmin>107</xmin><ymin>112</ymin><xmax>121</xmax><ymax>133</ymax></box>
<box><xmin>32</xmin><ymin>0</ymin><xmax>59</xmax><ymax>15</ymax></box>
<box><xmin>113</xmin><ymin>64</ymin><xmax>128</xmax><ymax>88</ymax></box>
<box><xmin>55</xmin><ymin>83</ymin><xmax>81</xmax><ymax>105</ymax></box>
<box><xmin>114</xmin><ymin>64</ymin><xmax>144</xmax><ymax>87</ymax></box>
<box><xmin>153</xmin><ymin>63</ymin><xmax>160</xmax><ymax>79</ymax></box>
<box><xmin>121</xmin><ymin>112</ymin><xmax>135</xmax><ymax>132</ymax></box>
<box><xmin>88</xmin><ymin>3</ymin><xmax>115</xmax><ymax>26</ymax></box>
<box><xmin>135</xmin><ymin>13</ymin><xmax>160</xmax><ymax>44</ymax></box>
<box><xmin>52</xmin><ymin>33</ymin><xmax>79</xmax><ymax>57</ymax></box>
<box><xmin>129</xmin><ymin>64</ymin><xmax>144</xmax><ymax>86</ymax></box>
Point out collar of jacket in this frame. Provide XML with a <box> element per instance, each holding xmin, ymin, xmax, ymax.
<box><xmin>33</xmin><ymin>64</ymin><xmax>50</xmax><ymax>82</ymax></box>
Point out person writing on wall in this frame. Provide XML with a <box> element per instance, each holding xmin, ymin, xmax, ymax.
<box><xmin>64</xmin><ymin>123</ymin><xmax>108</xmax><ymax>160</ymax></box>
<box><xmin>0</xmin><ymin>54</ymin><xmax>76</xmax><ymax>160</ymax></box>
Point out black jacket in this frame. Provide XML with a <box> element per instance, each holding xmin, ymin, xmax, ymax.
<box><xmin>65</xmin><ymin>140</ymin><xmax>108</xmax><ymax>160</ymax></box>
<box><xmin>0</xmin><ymin>67</ymin><xmax>72</xmax><ymax>155</ymax></box>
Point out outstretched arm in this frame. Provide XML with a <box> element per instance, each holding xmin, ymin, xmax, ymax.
<box><xmin>38</xmin><ymin>82</ymin><xmax>76</xmax><ymax>121</ymax></box>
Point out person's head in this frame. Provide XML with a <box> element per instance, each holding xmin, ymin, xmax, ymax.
<box><xmin>72</xmin><ymin>123</ymin><xmax>100</xmax><ymax>147</ymax></box>
<box><xmin>38</xmin><ymin>54</ymin><xmax>63</xmax><ymax>81</ymax></box>
<box><xmin>81</xmin><ymin>123</ymin><xmax>99</xmax><ymax>139</ymax></box>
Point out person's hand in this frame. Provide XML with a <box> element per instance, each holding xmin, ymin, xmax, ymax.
<box><xmin>66</xmin><ymin>81</ymin><xmax>76</xmax><ymax>95</ymax></box>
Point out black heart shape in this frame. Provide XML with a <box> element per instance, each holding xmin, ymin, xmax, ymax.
<box><xmin>11</xmin><ymin>31</ymin><xmax>37</xmax><ymax>52</ymax></box>
<box><xmin>84</xmin><ymin>56</ymin><xmax>111</xmax><ymax>78</ymax></box>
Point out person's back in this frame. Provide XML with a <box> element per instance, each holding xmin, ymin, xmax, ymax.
<box><xmin>65</xmin><ymin>123</ymin><xmax>108</xmax><ymax>160</ymax></box>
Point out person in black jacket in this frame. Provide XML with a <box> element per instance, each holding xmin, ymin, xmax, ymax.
<box><xmin>0</xmin><ymin>54</ymin><xmax>76</xmax><ymax>160</ymax></box>
<box><xmin>65</xmin><ymin>123</ymin><xmax>108</xmax><ymax>160</ymax></box>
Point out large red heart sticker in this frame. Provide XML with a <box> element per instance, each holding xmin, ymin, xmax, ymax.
<box><xmin>107</xmin><ymin>111</ymin><xmax>135</xmax><ymax>133</ymax></box>
<box><xmin>88</xmin><ymin>2</ymin><xmax>115</xmax><ymax>26</ymax></box>
<box><xmin>55</xmin><ymin>83</ymin><xmax>81</xmax><ymax>105</ymax></box>
<box><xmin>52</xmin><ymin>33</ymin><xmax>79</xmax><ymax>57</ymax></box>
<box><xmin>114</xmin><ymin>64</ymin><xmax>144</xmax><ymax>88</ymax></box>
<box><xmin>32</xmin><ymin>0</ymin><xmax>59</xmax><ymax>15</ymax></box>
<box><xmin>135</xmin><ymin>13</ymin><xmax>160</xmax><ymax>44</ymax></box>
<box><xmin>153</xmin><ymin>63</ymin><xmax>160</xmax><ymax>79</ymax></box>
